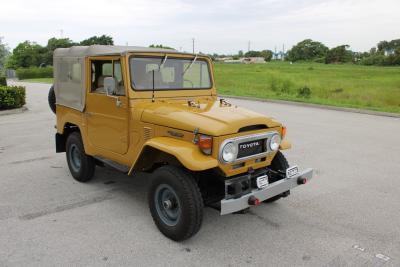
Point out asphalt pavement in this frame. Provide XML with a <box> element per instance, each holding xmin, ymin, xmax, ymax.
<box><xmin>0</xmin><ymin>82</ymin><xmax>399</xmax><ymax>266</ymax></box>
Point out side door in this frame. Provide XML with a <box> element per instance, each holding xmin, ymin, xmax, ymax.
<box><xmin>85</xmin><ymin>57</ymin><xmax>129</xmax><ymax>155</ymax></box>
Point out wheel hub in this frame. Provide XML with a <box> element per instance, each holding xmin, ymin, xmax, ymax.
<box><xmin>163</xmin><ymin>199</ymin><xmax>173</xmax><ymax>210</ymax></box>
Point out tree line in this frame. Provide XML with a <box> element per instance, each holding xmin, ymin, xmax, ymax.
<box><xmin>1</xmin><ymin>36</ymin><xmax>399</xmax><ymax>74</ymax></box>
<box><xmin>285</xmin><ymin>38</ymin><xmax>400</xmax><ymax>65</ymax></box>
<box><xmin>3</xmin><ymin>35</ymin><xmax>113</xmax><ymax>70</ymax></box>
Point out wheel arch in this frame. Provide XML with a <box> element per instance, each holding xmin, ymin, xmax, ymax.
<box><xmin>55</xmin><ymin>122</ymin><xmax>82</xmax><ymax>153</ymax></box>
<box><xmin>130</xmin><ymin>137</ymin><xmax>218</xmax><ymax>174</ymax></box>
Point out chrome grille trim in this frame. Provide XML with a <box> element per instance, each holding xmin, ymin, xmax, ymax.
<box><xmin>219</xmin><ymin>131</ymin><xmax>279</xmax><ymax>164</ymax></box>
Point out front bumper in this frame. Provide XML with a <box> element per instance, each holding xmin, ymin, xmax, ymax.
<box><xmin>220</xmin><ymin>168</ymin><xmax>313</xmax><ymax>215</ymax></box>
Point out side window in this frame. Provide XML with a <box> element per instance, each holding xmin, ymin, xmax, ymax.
<box><xmin>90</xmin><ymin>59</ymin><xmax>124</xmax><ymax>95</ymax></box>
<box><xmin>71</xmin><ymin>63</ymin><xmax>81</xmax><ymax>83</ymax></box>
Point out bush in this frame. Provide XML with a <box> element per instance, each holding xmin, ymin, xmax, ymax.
<box><xmin>16</xmin><ymin>66</ymin><xmax>53</xmax><ymax>80</ymax></box>
<box><xmin>0</xmin><ymin>85</ymin><xmax>26</xmax><ymax>110</ymax></box>
<box><xmin>297</xmin><ymin>86</ymin><xmax>312</xmax><ymax>98</ymax></box>
<box><xmin>0</xmin><ymin>76</ymin><xmax>6</xmax><ymax>86</ymax></box>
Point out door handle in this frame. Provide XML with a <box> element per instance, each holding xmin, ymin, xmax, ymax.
<box><xmin>116</xmin><ymin>98</ymin><xmax>123</xmax><ymax>108</ymax></box>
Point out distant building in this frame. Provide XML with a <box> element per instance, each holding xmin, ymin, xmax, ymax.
<box><xmin>384</xmin><ymin>49</ymin><xmax>395</xmax><ymax>56</ymax></box>
<box><xmin>242</xmin><ymin>57</ymin><xmax>265</xmax><ymax>64</ymax></box>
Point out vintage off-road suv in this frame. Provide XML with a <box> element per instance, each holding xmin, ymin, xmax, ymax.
<box><xmin>48</xmin><ymin>45</ymin><xmax>313</xmax><ymax>241</ymax></box>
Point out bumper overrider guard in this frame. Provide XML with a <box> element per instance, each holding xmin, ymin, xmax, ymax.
<box><xmin>220</xmin><ymin>167</ymin><xmax>313</xmax><ymax>215</ymax></box>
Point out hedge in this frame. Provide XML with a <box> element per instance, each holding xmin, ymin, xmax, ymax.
<box><xmin>0</xmin><ymin>76</ymin><xmax>6</xmax><ymax>86</ymax></box>
<box><xmin>16</xmin><ymin>67</ymin><xmax>53</xmax><ymax>80</ymax></box>
<box><xmin>0</xmin><ymin>85</ymin><xmax>26</xmax><ymax>110</ymax></box>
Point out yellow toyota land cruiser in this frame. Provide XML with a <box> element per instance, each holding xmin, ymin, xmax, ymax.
<box><xmin>48</xmin><ymin>45</ymin><xmax>313</xmax><ymax>241</ymax></box>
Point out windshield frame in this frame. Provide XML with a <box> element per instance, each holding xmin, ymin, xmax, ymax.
<box><xmin>128</xmin><ymin>55</ymin><xmax>214</xmax><ymax>91</ymax></box>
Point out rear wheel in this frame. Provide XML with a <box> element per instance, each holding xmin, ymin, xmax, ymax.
<box><xmin>264</xmin><ymin>151</ymin><xmax>290</xmax><ymax>203</ymax></box>
<box><xmin>148</xmin><ymin>165</ymin><xmax>203</xmax><ymax>241</ymax></box>
<box><xmin>66</xmin><ymin>132</ymin><xmax>95</xmax><ymax>182</ymax></box>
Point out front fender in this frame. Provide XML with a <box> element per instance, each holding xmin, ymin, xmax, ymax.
<box><xmin>279</xmin><ymin>139</ymin><xmax>292</xmax><ymax>150</ymax></box>
<box><xmin>131</xmin><ymin>137</ymin><xmax>218</xmax><ymax>173</ymax></box>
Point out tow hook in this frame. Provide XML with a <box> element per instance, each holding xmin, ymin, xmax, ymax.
<box><xmin>248</xmin><ymin>196</ymin><xmax>261</xmax><ymax>206</ymax></box>
<box><xmin>297</xmin><ymin>177</ymin><xmax>307</xmax><ymax>185</ymax></box>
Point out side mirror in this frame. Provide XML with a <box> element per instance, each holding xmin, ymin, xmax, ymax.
<box><xmin>104</xmin><ymin>77</ymin><xmax>117</xmax><ymax>96</ymax></box>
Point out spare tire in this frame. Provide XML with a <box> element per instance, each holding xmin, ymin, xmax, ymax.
<box><xmin>48</xmin><ymin>85</ymin><xmax>56</xmax><ymax>114</ymax></box>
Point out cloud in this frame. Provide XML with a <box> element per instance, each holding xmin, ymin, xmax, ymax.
<box><xmin>1</xmin><ymin>0</ymin><xmax>399</xmax><ymax>53</ymax></box>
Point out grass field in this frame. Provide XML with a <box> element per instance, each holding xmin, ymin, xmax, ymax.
<box><xmin>22</xmin><ymin>62</ymin><xmax>400</xmax><ymax>113</ymax></box>
<box><xmin>214</xmin><ymin>62</ymin><xmax>400</xmax><ymax>113</ymax></box>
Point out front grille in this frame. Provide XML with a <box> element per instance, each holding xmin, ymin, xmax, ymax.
<box><xmin>218</xmin><ymin>131</ymin><xmax>278</xmax><ymax>164</ymax></box>
<box><xmin>237</xmin><ymin>139</ymin><xmax>266</xmax><ymax>159</ymax></box>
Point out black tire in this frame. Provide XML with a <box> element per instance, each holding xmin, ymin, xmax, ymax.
<box><xmin>264</xmin><ymin>151</ymin><xmax>290</xmax><ymax>203</ymax></box>
<box><xmin>65</xmin><ymin>132</ymin><xmax>95</xmax><ymax>182</ymax></box>
<box><xmin>148</xmin><ymin>165</ymin><xmax>203</xmax><ymax>241</ymax></box>
<box><xmin>48</xmin><ymin>85</ymin><xmax>56</xmax><ymax>114</ymax></box>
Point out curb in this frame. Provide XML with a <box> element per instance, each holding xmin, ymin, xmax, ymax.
<box><xmin>220</xmin><ymin>95</ymin><xmax>400</xmax><ymax>118</ymax></box>
<box><xmin>0</xmin><ymin>106</ymin><xmax>28</xmax><ymax>116</ymax></box>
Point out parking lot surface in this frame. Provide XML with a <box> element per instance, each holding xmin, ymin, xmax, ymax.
<box><xmin>1</xmin><ymin>82</ymin><xmax>399</xmax><ymax>266</ymax></box>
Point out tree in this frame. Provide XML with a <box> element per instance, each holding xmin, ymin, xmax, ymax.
<box><xmin>325</xmin><ymin>45</ymin><xmax>353</xmax><ymax>64</ymax></box>
<box><xmin>149</xmin><ymin>44</ymin><xmax>175</xmax><ymax>50</ymax></box>
<box><xmin>0</xmin><ymin>37</ymin><xmax>10</xmax><ymax>72</ymax></box>
<box><xmin>6</xmin><ymin>41</ymin><xmax>45</xmax><ymax>69</ymax></box>
<box><xmin>287</xmin><ymin>39</ymin><xmax>328</xmax><ymax>62</ymax></box>
<box><xmin>244</xmin><ymin>50</ymin><xmax>261</xmax><ymax>57</ymax></box>
<box><xmin>238</xmin><ymin>50</ymin><xmax>244</xmax><ymax>57</ymax></box>
<box><xmin>44</xmin><ymin>37</ymin><xmax>75</xmax><ymax>65</ymax></box>
<box><xmin>260</xmin><ymin>50</ymin><xmax>273</xmax><ymax>61</ymax></box>
<box><xmin>80</xmin><ymin>35</ymin><xmax>113</xmax><ymax>46</ymax></box>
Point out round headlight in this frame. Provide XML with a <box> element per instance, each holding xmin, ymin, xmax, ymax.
<box><xmin>269</xmin><ymin>134</ymin><xmax>281</xmax><ymax>151</ymax></box>
<box><xmin>221</xmin><ymin>142</ymin><xmax>237</xmax><ymax>162</ymax></box>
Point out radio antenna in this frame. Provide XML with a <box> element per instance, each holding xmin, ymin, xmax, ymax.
<box><xmin>152</xmin><ymin>70</ymin><xmax>155</xmax><ymax>102</ymax></box>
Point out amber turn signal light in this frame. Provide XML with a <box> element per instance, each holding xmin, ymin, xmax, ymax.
<box><xmin>281</xmin><ymin>126</ymin><xmax>287</xmax><ymax>139</ymax></box>
<box><xmin>198</xmin><ymin>135</ymin><xmax>212</xmax><ymax>155</ymax></box>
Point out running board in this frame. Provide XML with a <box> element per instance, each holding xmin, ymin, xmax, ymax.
<box><xmin>94</xmin><ymin>156</ymin><xmax>130</xmax><ymax>173</ymax></box>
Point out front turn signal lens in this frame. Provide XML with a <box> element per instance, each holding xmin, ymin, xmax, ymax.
<box><xmin>281</xmin><ymin>126</ymin><xmax>286</xmax><ymax>139</ymax></box>
<box><xmin>199</xmin><ymin>135</ymin><xmax>213</xmax><ymax>155</ymax></box>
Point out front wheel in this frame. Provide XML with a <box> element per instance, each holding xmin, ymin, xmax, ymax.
<box><xmin>148</xmin><ymin>166</ymin><xmax>203</xmax><ymax>241</ymax></box>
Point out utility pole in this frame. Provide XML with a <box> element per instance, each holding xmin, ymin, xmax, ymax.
<box><xmin>282</xmin><ymin>44</ymin><xmax>285</xmax><ymax>61</ymax></box>
<box><xmin>248</xmin><ymin>41</ymin><xmax>251</xmax><ymax>52</ymax></box>
<box><xmin>60</xmin><ymin>29</ymin><xmax>64</xmax><ymax>38</ymax></box>
<box><xmin>192</xmin><ymin>38</ymin><xmax>195</xmax><ymax>54</ymax></box>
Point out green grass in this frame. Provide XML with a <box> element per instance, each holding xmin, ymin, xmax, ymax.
<box><xmin>21</xmin><ymin>78</ymin><xmax>53</xmax><ymax>84</ymax></box>
<box><xmin>22</xmin><ymin>62</ymin><xmax>400</xmax><ymax>113</ymax></box>
<box><xmin>214</xmin><ymin>62</ymin><xmax>400</xmax><ymax>113</ymax></box>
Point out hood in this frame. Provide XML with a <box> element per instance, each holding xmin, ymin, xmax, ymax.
<box><xmin>140</xmin><ymin>99</ymin><xmax>281</xmax><ymax>136</ymax></box>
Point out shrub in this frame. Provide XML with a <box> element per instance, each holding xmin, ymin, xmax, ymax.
<box><xmin>0</xmin><ymin>85</ymin><xmax>26</xmax><ymax>109</ymax></box>
<box><xmin>297</xmin><ymin>86</ymin><xmax>312</xmax><ymax>98</ymax></box>
<box><xmin>16</xmin><ymin>66</ymin><xmax>53</xmax><ymax>80</ymax></box>
<box><xmin>0</xmin><ymin>76</ymin><xmax>6</xmax><ymax>86</ymax></box>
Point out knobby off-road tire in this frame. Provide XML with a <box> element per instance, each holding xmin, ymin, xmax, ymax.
<box><xmin>48</xmin><ymin>85</ymin><xmax>56</xmax><ymax>114</ymax></box>
<box><xmin>148</xmin><ymin>165</ymin><xmax>204</xmax><ymax>241</ymax></box>
<box><xmin>66</xmin><ymin>132</ymin><xmax>95</xmax><ymax>182</ymax></box>
<box><xmin>264</xmin><ymin>151</ymin><xmax>290</xmax><ymax>203</ymax></box>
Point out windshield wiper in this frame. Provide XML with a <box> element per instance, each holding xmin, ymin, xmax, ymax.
<box><xmin>182</xmin><ymin>54</ymin><xmax>198</xmax><ymax>76</ymax></box>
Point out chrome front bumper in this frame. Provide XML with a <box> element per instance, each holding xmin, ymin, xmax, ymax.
<box><xmin>220</xmin><ymin>168</ymin><xmax>313</xmax><ymax>215</ymax></box>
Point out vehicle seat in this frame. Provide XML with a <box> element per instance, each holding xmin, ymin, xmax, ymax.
<box><xmin>95</xmin><ymin>75</ymin><xmax>110</xmax><ymax>94</ymax></box>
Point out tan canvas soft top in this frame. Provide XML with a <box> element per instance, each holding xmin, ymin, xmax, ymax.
<box><xmin>53</xmin><ymin>45</ymin><xmax>185</xmax><ymax>58</ymax></box>
<box><xmin>53</xmin><ymin>45</ymin><xmax>203</xmax><ymax>112</ymax></box>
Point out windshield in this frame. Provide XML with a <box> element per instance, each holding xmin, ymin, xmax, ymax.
<box><xmin>130</xmin><ymin>56</ymin><xmax>212</xmax><ymax>90</ymax></box>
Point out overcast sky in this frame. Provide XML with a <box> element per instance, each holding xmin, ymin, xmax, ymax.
<box><xmin>1</xmin><ymin>0</ymin><xmax>399</xmax><ymax>54</ymax></box>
